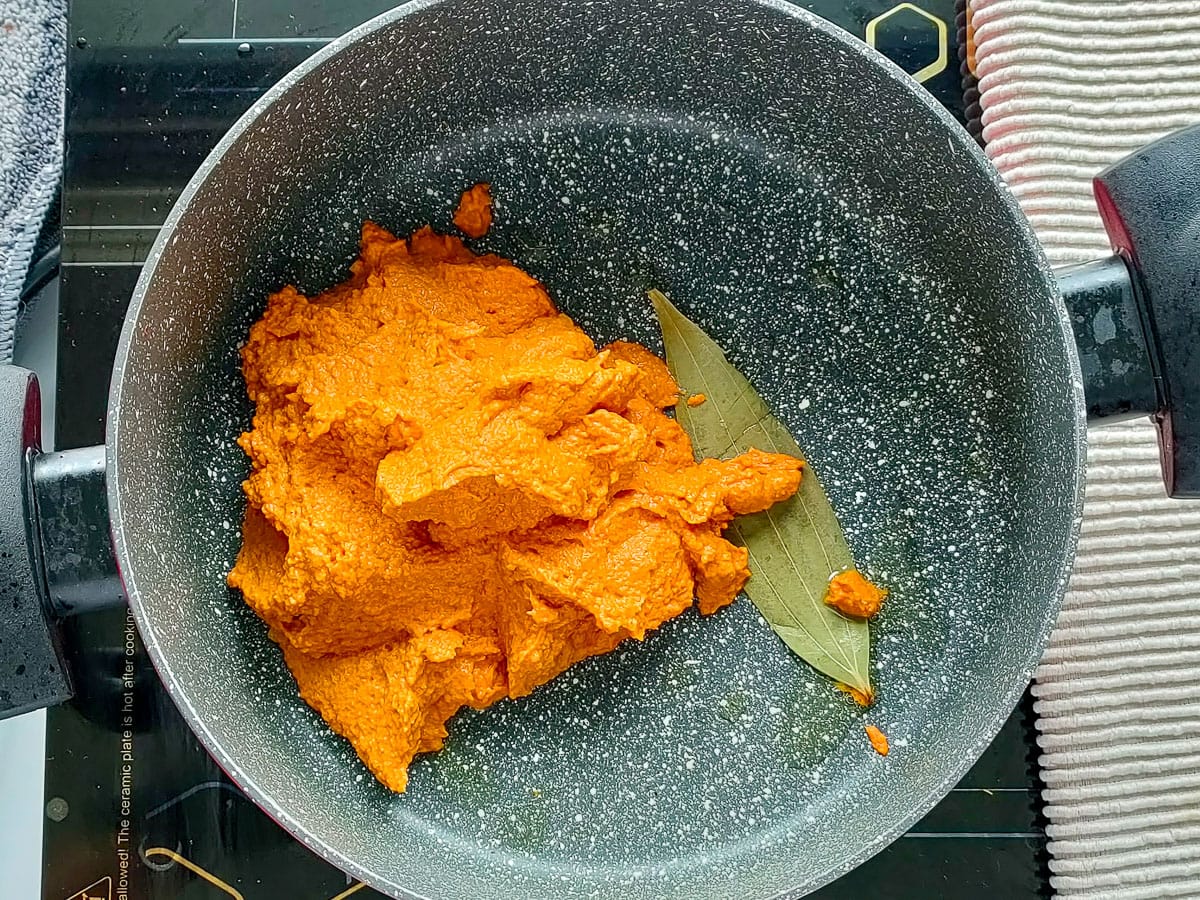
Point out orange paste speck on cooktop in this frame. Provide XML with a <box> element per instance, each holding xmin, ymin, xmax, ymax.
<box><xmin>227</xmin><ymin>208</ymin><xmax>803</xmax><ymax>792</ymax></box>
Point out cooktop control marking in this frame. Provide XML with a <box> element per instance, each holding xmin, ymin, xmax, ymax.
<box><xmin>865</xmin><ymin>2</ymin><xmax>949</xmax><ymax>84</ymax></box>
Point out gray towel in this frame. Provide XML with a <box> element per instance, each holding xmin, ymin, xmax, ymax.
<box><xmin>0</xmin><ymin>0</ymin><xmax>66</xmax><ymax>364</ymax></box>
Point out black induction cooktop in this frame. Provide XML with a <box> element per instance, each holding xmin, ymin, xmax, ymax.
<box><xmin>46</xmin><ymin>2</ymin><xmax>1045</xmax><ymax>898</ymax></box>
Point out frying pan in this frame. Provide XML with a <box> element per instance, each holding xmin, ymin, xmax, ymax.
<box><xmin>3</xmin><ymin>0</ymin><xmax>1198</xmax><ymax>896</ymax></box>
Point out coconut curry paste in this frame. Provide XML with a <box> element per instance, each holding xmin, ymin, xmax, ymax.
<box><xmin>228</xmin><ymin>220</ymin><xmax>803</xmax><ymax>791</ymax></box>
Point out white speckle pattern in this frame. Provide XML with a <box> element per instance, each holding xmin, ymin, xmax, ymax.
<box><xmin>106</xmin><ymin>0</ymin><xmax>1085</xmax><ymax>897</ymax></box>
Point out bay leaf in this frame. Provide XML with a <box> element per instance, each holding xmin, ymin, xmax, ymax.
<box><xmin>649</xmin><ymin>289</ymin><xmax>872</xmax><ymax>697</ymax></box>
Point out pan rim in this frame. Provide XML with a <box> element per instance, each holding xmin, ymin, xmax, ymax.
<box><xmin>106</xmin><ymin>0</ymin><xmax>1088</xmax><ymax>896</ymax></box>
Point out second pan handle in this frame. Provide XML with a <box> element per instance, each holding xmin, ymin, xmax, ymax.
<box><xmin>1095</xmin><ymin>125</ymin><xmax>1200</xmax><ymax>498</ymax></box>
<box><xmin>0</xmin><ymin>365</ymin><xmax>123</xmax><ymax>720</ymax></box>
<box><xmin>1055</xmin><ymin>123</ymin><xmax>1200</xmax><ymax>499</ymax></box>
<box><xmin>33</xmin><ymin>445</ymin><xmax>123</xmax><ymax>617</ymax></box>
<box><xmin>0</xmin><ymin>367</ymin><xmax>71</xmax><ymax>717</ymax></box>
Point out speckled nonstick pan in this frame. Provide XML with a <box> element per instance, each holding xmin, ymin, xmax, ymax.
<box><xmin>3</xmin><ymin>0</ymin><xmax>1199</xmax><ymax>897</ymax></box>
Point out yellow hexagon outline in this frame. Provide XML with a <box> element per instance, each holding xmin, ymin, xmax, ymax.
<box><xmin>865</xmin><ymin>3</ymin><xmax>948</xmax><ymax>84</ymax></box>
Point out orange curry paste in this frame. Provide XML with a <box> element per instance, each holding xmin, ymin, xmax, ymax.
<box><xmin>228</xmin><ymin>220</ymin><xmax>803</xmax><ymax>791</ymax></box>
<box><xmin>865</xmin><ymin>724</ymin><xmax>890</xmax><ymax>756</ymax></box>
<box><xmin>824</xmin><ymin>569</ymin><xmax>887</xmax><ymax>619</ymax></box>
<box><xmin>452</xmin><ymin>182</ymin><xmax>492</xmax><ymax>238</ymax></box>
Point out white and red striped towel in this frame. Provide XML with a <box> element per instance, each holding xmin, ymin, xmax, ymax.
<box><xmin>971</xmin><ymin>1</ymin><xmax>1200</xmax><ymax>896</ymax></box>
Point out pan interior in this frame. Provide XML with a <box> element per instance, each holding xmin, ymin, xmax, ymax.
<box><xmin>110</xmin><ymin>0</ymin><xmax>1082</xmax><ymax>897</ymax></box>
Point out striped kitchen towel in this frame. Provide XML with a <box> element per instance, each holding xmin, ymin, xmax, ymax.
<box><xmin>971</xmin><ymin>0</ymin><xmax>1200</xmax><ymax>896</ymax></box>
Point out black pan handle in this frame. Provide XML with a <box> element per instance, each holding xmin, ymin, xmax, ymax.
<box><xmin>0</xmin><ymin>367</ymin><xmax>70</xmax><ymax>716</ymax></box>
<box><xmin>0</xmin><ymin>365</ymin><xmax>122</xmax><ymax>719</ymax></box>
<box><xmin>1056</xmin><ymin>123</ymin><xmax>1200</xmax><ymax>499</ymax></box>
<box><xmin>33</xmin><ymin>444</ymin><xmax>123</xmax><ymax>615</ymax></box>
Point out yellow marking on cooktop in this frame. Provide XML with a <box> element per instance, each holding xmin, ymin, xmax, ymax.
<box><xmin>865</xmin><ymin>3</ymin><xmax>949</xmax><ymax>84</ymax></box>
<box><xmin>65</xmin><ymin>875</ymin><xmax>112</xmax><ymax>900</ymax></box>
<box><xmin>143</xmin><ymin>847</ymin><xmax>245</xmax><ymax>899</ymax></box>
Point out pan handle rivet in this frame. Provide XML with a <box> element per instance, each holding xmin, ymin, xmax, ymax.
<box><xmin>46</xmin><ymin>797</ymin><xmax>69</xmax><ymax>822</ymax></box>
